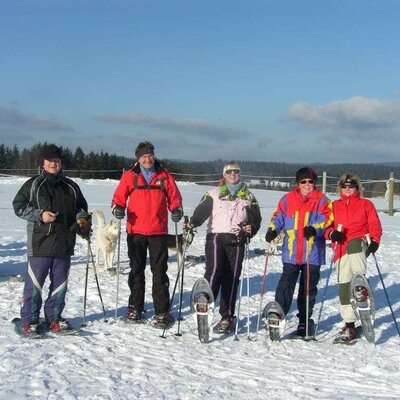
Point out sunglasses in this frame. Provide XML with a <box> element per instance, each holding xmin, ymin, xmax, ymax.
<box><xmin>341</xmin><ymin>182</ymin><xmax>358</xmax><ymax>189</ymax></box>
<box><xmin>299</xmin><ymin>179</ymin><xmax>314</xmax><ymax>184</ymax></box>
<box><xmin>225</xmin><ymin>169</ymin><xmax>240</xmax><ymax>175</ymax></box>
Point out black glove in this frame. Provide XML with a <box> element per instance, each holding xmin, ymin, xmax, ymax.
<box><xmin>303</xmin><ymin>226</ymin><xmax>317</xmax><ymax>240</ymax></box>
<box><xmin>76</xmin><ymin>217</ymin><xmax>92</xmax><ymax>240</ymax></box>
<box><xmin>366</xmin><ymin>240</ymin><xmax>379</xmax><ymax>258</ymax></box>
<box><xmin>171</xmin><ymin>208</ymin><xmax>183</xmax><ymax>223</ymax></box>
<box><xmin>112</xmin><ymin>205</ymin><xmax>125</xmax><ymax>220</ymax></box>
<box><xmin>265</xmin><ymin>228</ymin><xmax>277</xmax><ymax>243</ymax></box>
<box><xmin>330</xmin><ymin>230</ymin><xmax>345</xmax><ymax>242</ymax></box>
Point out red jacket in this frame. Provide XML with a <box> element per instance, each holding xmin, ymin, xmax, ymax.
<box><xmin>112</xmin><ymin>161</ymin><xmax>182</xmax><ymax>235</ymax></box>
<box><xmin>326</xmin><ymin>192</ymin><xmax>382</xmax><ymax>261</ymax></box>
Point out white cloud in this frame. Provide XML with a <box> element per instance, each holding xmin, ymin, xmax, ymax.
<box><xmin>0</xmin><ymin>106</ymin><xmax>74</xmax><ymax>132</ymax></box>
<box><xmin>95</xmin><ymin>112</ymin><xmax>251</xmax><ymax>141</ymax></box>
<box><xmin>286</xmin><ymin>96</ymin><xmax>400</xmax><ymax>129</ymax></box>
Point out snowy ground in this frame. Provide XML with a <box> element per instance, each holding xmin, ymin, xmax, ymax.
<box><xmin>1</xmin><ymin>176</ymin><xmax>400</xmax><ymax>400</ymax></box>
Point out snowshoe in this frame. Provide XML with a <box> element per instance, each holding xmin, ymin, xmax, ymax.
<box><xmin>333</xmin><ymin>325</ymin><xmax>361</xmax><ymax>345</ymax></box>
<box><xmin>213</xmin><ymin>316</ymin><xmax>233</xmax><ymax>334</ymax></box>
<box><xmin>12</xmin><ymin>318</ymin><xmax>47</xmax><ymax>339</ymax></box>
<box><xmin>190</xmin><ymin>277</ymin><xmax>215</xmax><ymax>343</ymax></box>
<box><xmin>350</xmin><ymin>273</ymin><xmax>375</xmax><ymax>343</ymax></box>
<box><xmin>151</xmin><ymin>313</ymin><xmax>174</xmax><ymax>330</ymax></box>
<box><xmin>262</xmin><ymin>301</ymin><xmax>285</xmax><ymax>342</ymax></box>
<box><xmin>290</xmin><ymin>319</ymin><xmax>315</xmax><ymax>340</ymax></box>
<box><xmin>123</xmin><ymin>307</ymin><xmax>146</xmax><ymax>324</ymax></box>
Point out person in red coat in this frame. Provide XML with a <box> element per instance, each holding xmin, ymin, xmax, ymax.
<box><xmin>111</xmin><ymin>141</ymin><xmax>183</xmax><ymax>328</ymax></box>
<box><xmin>326</xmin><ymin>173</ymin><xmax>382</xmax><ymax>342</ymax></box>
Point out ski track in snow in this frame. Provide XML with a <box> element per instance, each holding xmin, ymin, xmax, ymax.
<box><xmin>1</xmin><ymin>177</ymin><xmax>400</xmax><ymax>399</ymax></box>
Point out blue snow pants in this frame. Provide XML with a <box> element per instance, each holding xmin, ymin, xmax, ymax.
<box><xmin>20</xmin><ymin>256</ymin><xmax>71</xmax><ymax>324</ymax></box>
<box><xmin>275</xmin><ymin>263</ymin><xmax>321</xmax><ymax>322</ymax></box>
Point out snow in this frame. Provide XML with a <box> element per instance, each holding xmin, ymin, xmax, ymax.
<box><xmin>1</xmin><ymin>176</ymin><xmax>400</xmax><ymax>400</ymax></box>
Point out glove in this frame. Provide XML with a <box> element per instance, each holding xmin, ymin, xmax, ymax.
<box><xmin>265</xmin><ymin>228</ymin><xmax>278</xmax><ymax>243</ymax></box>
<box><xmin>329</xmin><ymin>230</ymin><xmax>345</xmax><ymax>242</ymax></box>
<box><xmin>171</xmin><ymin>208</ymin><xmax>183</xmax><ymax>223</ymax></box>
<box><xmin>112</xmin><ymin>205</ymin><xmax>125</xmax><ymax>220</ymax></box>
<box><xmin>76</xmin><ymin>217</ymin><xmax>92</xmax><ymax>240</ymax></box>
<box><xmin>303</xmin><ymin>226</ymin><xmax>317</xmax><ymax>240</ymax></box>
<box><xmin>366</xmin><ymin>240</ymin><xmax>379</xmax><ymax>258</ymax></box>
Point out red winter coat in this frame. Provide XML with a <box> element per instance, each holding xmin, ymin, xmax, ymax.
<box><xmin>112</xmin><ymin>161</ymin><xmax>182</xmax><ymax>235</ymax></box>
<box><xmin>325</xmin><ymin>191</ymin><xmax>382</xmax><ymax>262</ymax></box>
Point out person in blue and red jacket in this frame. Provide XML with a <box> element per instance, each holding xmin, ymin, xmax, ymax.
<box><xmin>265</xmin><ymin>167</ymin><xmax>333</xmax><ymax>336</ymax></box>
<box><xmin>111</xmin><ymin>141</ymin><xmax>183</xmax><ymax>328</ymax></box>
<box><xmin>325</xmin><ymin>173</ymin><xmax>382</xmax><ymax>343</ymax></box>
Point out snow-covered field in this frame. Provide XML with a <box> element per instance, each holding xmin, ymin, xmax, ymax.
<box><xmin>1</xmin><ymin>176</ymin><xmax>399</xmax><ymax>400</ymax></box>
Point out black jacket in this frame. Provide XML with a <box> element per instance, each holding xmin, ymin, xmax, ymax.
<box><xmin>12</xmin><ymin>170</ymin><xmax>88</xmax><ymax>256</ymax></box>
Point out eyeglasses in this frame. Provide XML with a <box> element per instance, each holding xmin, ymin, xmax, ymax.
<box><xmin>299</xmin><ymin>179</ymin><xmax>314</xmax><ymax>185</ymax></box>
<box><xmin>341</xmin><ymin>183</ymin><xmax>358</xmax><ymax>189</ymax></box>
<box><xmin>225</xmin><ymin>169</ymin><xmax>240</xmax><ymax>175</ymax></box>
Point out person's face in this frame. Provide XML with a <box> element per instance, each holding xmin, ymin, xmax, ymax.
<box><xmin>340</xmin><ymin>182</ymin><xmax>358</xmax><ymax>197</ymax></box>
<box><xmin>138</xmin><ymin>153</ymin><xmax>155</xmax><ymax>170</ymax></box>
<box><xmin>224</xmin><ymin>168</ymin><xmax>241</xmax><ymax>184</ymax></box>
<box><xmin>298</xmin><ymin>178</ymin><xmax>315</xmax><ymax>196</ymax></box>
<box><xmin>43</xmin><ymin>158</ymin><xmax>62</xmax><ymax>175</ymax></box>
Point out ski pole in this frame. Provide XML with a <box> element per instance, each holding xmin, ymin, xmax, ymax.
<box><xmin>176</xmin><ymin>220</ymin><xmax>185</xmax><ymax>324</ymax></box>
<box><xmin>305</xmin><ymin>240</ymin><xmax>312</xmax><ymax>341</ymax></box>
<box><xmin>314</xmin><ymin>224</ymin><xmax>342</xmax><ymax>339</ymax></box>
<box><xmin>255</xmin><ymin>243</ymin><xmax>270</xmax><ymax>341</ymax></box>
<box><xmin>81</xmin><ymin>241</ymin><xmax>90</xmax><ymax>327</ymax></box>
<box><xmin>87</xmin><ymin>239</ymin><xmax>108</xmax><ymax>321</ymax></box>
<box><xmin>245</xmin><ymin>238</ymin><xmax>251</xmax><ymax>340</ymax></box>
<box><xmin>161</xmin><ymin>226</ymin><xmax>191</xmax><ymax>339</ymax></box>
<box><xmin>234</xmin><ymin>252</ymin><xmax>245</xmax><ymax>341</ymax></box>
<box><xmin>114</xmin><ymin>220</ymin><xmax>122</xmax><ymax>320</ymax></box>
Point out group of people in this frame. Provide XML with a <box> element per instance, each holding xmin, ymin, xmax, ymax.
<box><xmin>13</xmin><ymin>141</ymin><xmax>382</xmax><ymax>342</ymax></box>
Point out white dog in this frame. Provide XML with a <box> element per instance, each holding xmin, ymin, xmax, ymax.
<box><xmin>91</xmin><ymin>209</ymin><xmax>120</xmax><ymax>270</ymax></box>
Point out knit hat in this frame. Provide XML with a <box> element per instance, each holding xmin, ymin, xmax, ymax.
<box><xmin>135</xmin><ymin>141</ymin><xmax>155</xmax><ymax>159</ymax></box>
<box><xmin>295</xmin><ymin>167</ymin><xmax>317</xmax><ymax>183</ymax></box>
<box><xmin>42</xmin><ymin>144</ymin><xmax>62</xmax><ymax>161</ymax></box>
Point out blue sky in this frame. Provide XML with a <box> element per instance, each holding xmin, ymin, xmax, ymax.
<box><xmin>1</xmin><ymin>0</ymin><xmax>400</xmax><ymax>163</ymax></box>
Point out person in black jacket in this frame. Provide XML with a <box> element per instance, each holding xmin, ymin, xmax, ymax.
<box><xmin>12</xmin><ymin>144</ymin><xmax>91</xmax><ymax>336</ymax></box>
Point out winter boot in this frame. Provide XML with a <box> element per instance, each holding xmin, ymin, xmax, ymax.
<box><xmin>296</xmin><ymin>319</ymin><xmax>315</xmax><ymax>337</ymax></box>
<box><xmin>49</xmin><ymin>318</ymin><xmax>73</xmax><ymax>333</ymax></box>
<box><xmin>126</xmin><ymin>307</ymin><xmax>142</xmax><ymax>323</ymax></box>
<box><xmin>337</xmin><ymin>323</ymin><xmax>357</xmax><ymax>343</ymax></box>
<box><xmin>213</xmin><ymin>316</ymin><xmax>233</xmax><ymax>334</ymax></box>
<box><xmin>152</xmin><ymin>313</ymin><xmax>173</xmax><ymax>329</ymax></box>
<box><xmin>22</xmin><ymin>320</ymin><xmax>41</xmax><ymax>337</ymax></box>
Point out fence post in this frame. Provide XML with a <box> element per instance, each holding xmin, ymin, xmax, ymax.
<box><xmin>322</xmin><ymin>171</ymin><xmax>327</xmax><ymax>194</ymax></box>
<box><xmin>388</xmin><ymin>172</ymin><xmax>394</xmax><ymax>216</ymax></box>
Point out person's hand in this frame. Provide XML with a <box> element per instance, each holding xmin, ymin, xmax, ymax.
<box><xmin>303</xmin><ymin>226</ymin><xmax>317</xmax><ymax>240</ymax></box>
<box><xmin>112</xmin><ymin>205</ymin><xmax>125</xmax><ymax>220</ymax></box>
<box><xmin>241</xmin><ymin>224</ymin><xmax>252</xmax><ymax>235</ymax></box>
<box><xmin>330</xmin><ymin>230</ymin><xmax>345</xmax><ymax>242</ymax></box>
<box><xmin>41</xmin><ymin>211</ymin><xmax>58</xmax><ymax>223</ymax></box>
<box><xmin>366</xmin><ymin>240</ymin><xmax>379</xmax><ymax>257</ymax></box>
<box><xmin>171</xmin><ymin>208</ymin><xmax>183</xmax><ymax>223</ymax></box>
<box><xmin>77</xmin><ymin>217</ymin><xmax>92</xmax><ymax>240</ymax></box>
<box><xmin>265</xmin><ymin>228</ymin><xmax>277</xmax><ymax>243</ymax></box>
<box><xmin>183</xmin><ymin>221</ymin><xmax>195</xmax><ymax>231</ymax></box>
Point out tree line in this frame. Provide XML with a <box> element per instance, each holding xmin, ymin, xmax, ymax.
<box><xmin>0</xmin><ymin>143</ymin><xmax>398</xmax><ymax>196</ymax></box>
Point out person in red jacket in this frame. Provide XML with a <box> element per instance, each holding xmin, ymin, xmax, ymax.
<box><xmin>326</xmin><ymin>173</ymin><xmax>382</xmax><ymax>342</ymax></box>
<box><xmin>111</xmin><ymin>141</ymin><xmax>183</xmax><ymax>328</ymax></box>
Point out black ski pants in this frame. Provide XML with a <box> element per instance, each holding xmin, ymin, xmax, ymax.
<box><xmin>127</xmin><ymin>233</ymin><xmax>170</xmax><ymax>315</ymax></box>
<box><xmin>204</xmin><ymin>233</ymin><xmax>245</xmax><ymax>319</ymax></box>
<box><xmin>275</xmin><ymin>263</ymin><xmax>321</xmax><ymax>323</ymax></box>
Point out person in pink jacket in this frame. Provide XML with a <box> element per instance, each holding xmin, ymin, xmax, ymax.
<box><xmin>326</xmin><ymin>173</ymin><xmax>382</xmax><ymax>342</ymax></box>
<box><xmin>185</xmin><ymin>161</ymin><xmax>261</xmax><ymax>334</ymax></box>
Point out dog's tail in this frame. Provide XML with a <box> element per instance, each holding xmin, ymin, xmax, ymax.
<box><xmin>90</xmin><ymin>208</ymin><xmax>106</xmax><ymax>227</ymax></box>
